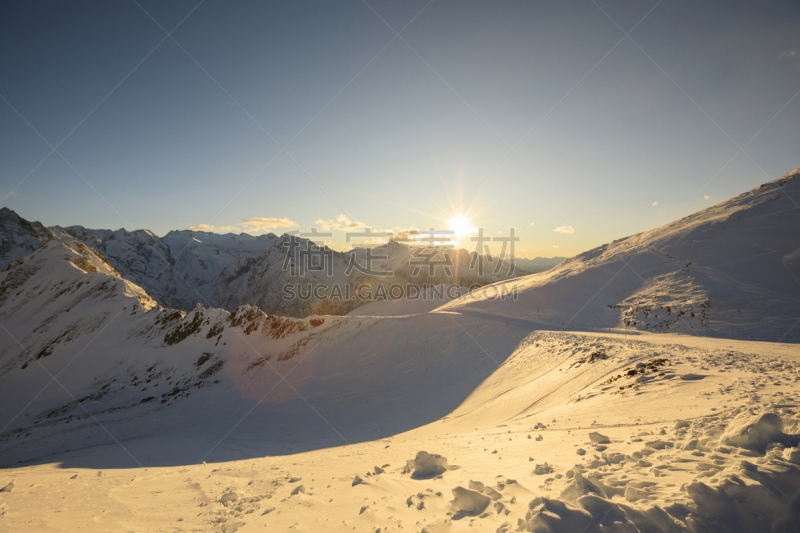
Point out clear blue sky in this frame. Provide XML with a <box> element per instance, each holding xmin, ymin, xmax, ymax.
<box><xmin>1</xmin><ymin>0</ymin><xmax>798</xmax><ymax>257</ymax></box>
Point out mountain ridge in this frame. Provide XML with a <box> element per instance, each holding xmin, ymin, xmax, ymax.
<box><xmin>0</xmin><ymin>168</ymin><xmax>798</xmax><ymax>507</ymax></box>
<box><xmin>0</xmin><ymin>209</ymin><xmax>521</xmax><ymax>317</ymax></box>
<box><xmin>439</xmin><ymin>168</ymin><xmax>800</xmax><ymax>342</ymax></box>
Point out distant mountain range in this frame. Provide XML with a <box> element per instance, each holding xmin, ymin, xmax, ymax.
<box><xmin>0</xmin><ymin>168</ymin><xmax>797</xmax><ymax>466</ymax></box>
<box><xmin>0</xmin><ymin>210</ymin><xmax>522</xmax><ymax>317</ymax></box>
<box><xmin>511</xmin><ymin>256</ymin><xmax>567</xmax><ymax>273</ymax></box>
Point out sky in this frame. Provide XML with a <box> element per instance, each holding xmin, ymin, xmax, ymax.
<box><xmin>1</xmin><ymin>0</ymin><xmax>799</xmax><ymax>258</ymax></box>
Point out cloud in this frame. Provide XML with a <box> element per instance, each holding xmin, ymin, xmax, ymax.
<box><xmin>704</xmin><ymin>195</ymin><xmax>710</xmax><ymax>200</ymax></box>
<box><xmin>1</xmin><ymin>191</ymin><xmax>17</xmax><ymax>200</ymax></box>
<box><xmin>237</xmin><ymin>217</ymin><xmax>297</xmax><ymax>231</ymax></box>
<box><xmin>780</xmin><ymin>49</ymin><xmax>798</xmax><ymax>60</ymax></box>
<box><xmin>552</xmin><ymin>245</ymin><xmax>560</xmax><ymax>248</ymax></box>
<box><xmin>189</xmin><ymin>216</ymin><xmax>297</xmax><ymax>234</ymax></box>
<box><xmin>392</xmin><ymin>228</ymin><xmax>421</xmax><ymax>242</ymax></box>
<box><xmin>189</xmin><ymin>223</ymin><xmax>240</xmax><ymax>233</ymax></box>
<box><xmin>554</xmin><ymin>225</ymin><xmax>575</xmax><ymax>234</ymax></box>
<box><xmin>528</xmin><ymin>222</ymin><xmax>535</xmax><ymax>226</ymax></box>
<box><xmin>652</xmin><ymin>201</ymin><xmax>658</xmax><ymax>206</ymax></box>
<box><xmin>315</xmin><ymin>214</ymin><xmax>368</xmax><ymax>232</ymax></box>
<box><xmin>314</xmin><ymin>219</ymin><xmax>335</xmax><ymax>231</ymax></box>
<box><xmin>310</xmin><ymin>216</ymin><xmax>424</xmax><ymax>246</ymax></box>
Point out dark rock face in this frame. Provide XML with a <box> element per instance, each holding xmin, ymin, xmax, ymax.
<box><xmin>0</xmin><ymin>208</ymin><xmax>54</xmax><ymax>270</ymax></box>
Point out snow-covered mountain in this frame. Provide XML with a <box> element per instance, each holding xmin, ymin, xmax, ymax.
<box><xmin>160</xmin><ymin>229</ymin><xmax>284</xmax><ymax>306</ymax></box>
<box><xmin>55</xmin><ymin>225</ymin><xmax>284</xmax><ymax>310</ymax></box>
<box><xmin>1</xmin><ymin>169</ymin><xmax>796</xmax><ymax>454</ymax></box>
<box><xmin>0</xmin><ymin>214</ymin><xmax>520</xmax><ymax>317</ymax></box>
<box><xmin>1</xmin><ymin>170</ymin><xmax>800</xmax><ymax>533</ymax></box>
<box><xmin>51</xmin><ymin>225</ymin><xmax>185</xmax><ymax>308</ymax></box>
<box><xmin>442</xmin><ymin>169</ymin><xmax>800</xmax><ymax>342</ymax></box>
<box><xmin>0</xmin><ymin>232</ymin><xmax>333</xmax><ymax>462</ymax></box>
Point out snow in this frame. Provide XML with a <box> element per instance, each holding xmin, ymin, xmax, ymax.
<box><xmin>55</xmin><ymin>226</ymin><xmax>284</xmax><ymax>311</ymax></box>
<box><xmin>440</xmin><ymin>169</ymin><xmax>800</xmax><ymax>342</ymax></box>
<box><xmin>449</xmin><ymin>486</ymin><xmax>491</xmax><ymax>515</ymax></box>
<box><xmin>720</xmin><ymin>411</ymin><xmax>799</xmax><ymax>452</ymax></box>
<box><xmin>0</xmin><ymin>170</ymin><xmax>798</xmax><ymax>532</ymax></box>
<box><xmin>48</xmin><ymin>225</ymin><xmax>518</xmax><ymax>316</ymax></box>
<box><xmin>512</xmin><ymin>256</ymin><xmax>568</xmax><ymax>274</ymax></box>
<box><xmin>347</xmin><ymin>284</ymin><xmax>467</xmax><ymax>316</ymax></box>
<box><xmin>407</xmin><ymin>451</ymin><xmax>453</xmax><ymax>479</ymax></box>
<box><xmin>3</xmin><ymin>305</ymin><xmax>800</xmax><ymax>531</ymax></box>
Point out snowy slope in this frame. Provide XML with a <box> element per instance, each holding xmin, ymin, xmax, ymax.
<box><xmin>53</xmin><ymin>225</ymin><xmax>185</xmax><ymax>308</ymax></box>
<box><xmin>55</xmin><ymin>226</ymin><xmax>283</xmax><ymax>310</ymax></box>
<box><xmin>0</xmin><ymin>235</ymin><xmax>341</xmax><ymax>462</ymax></box>
<box><xmin>4</xmin><ymin>171</ymin><xmax>796</xmax><ymax>464</ymax></box>
<box><xmin>1</xmin><ymin>170</ymin><xmax>800</xmax><ymax>532</ymax></box>
<box><xmin>440</xmin><ymin>169</ymin><xmax>800</xmax><ymax>342</ymax></box>
<box><xmin>0</xmin><ymin>238</ymin><xmax>160</xmax><ymax>433</ymax></box>
<box><xmin>347</xmin><ymin>283</ymin><xmax>467</xmax><ymax>316</ymax></box>
<box><xmin>0</xmin><ymin>232</ymin><xmax>527</xmax><ymax>466</ymax></box>
<box><xmin>2</xmin><ymin>284</ymin><xmax>800</xmax><ymax>532</ymax></box>
<box><xmin>512</xmin><ymin>255</ymin><xmax>567</xmax><ymax>273</ymax></box>
<box><xmin>160</xmin><ymin>229</ymin><xmax>282</xmax><ymax>307</ymax></box>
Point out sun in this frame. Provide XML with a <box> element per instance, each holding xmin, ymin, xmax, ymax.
<box><xmin>447</xmin><ymin>214</ymin><xmax>477</xmax><ymax>240</ymax></box>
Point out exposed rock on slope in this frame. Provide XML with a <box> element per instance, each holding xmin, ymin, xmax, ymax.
<box><xmin>0</xmin><ymin>207</ymin><xmax>54</xmax><ymax>269</ymax></box>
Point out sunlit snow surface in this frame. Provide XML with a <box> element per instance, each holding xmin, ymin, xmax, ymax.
<box><xmin>0</xmin><ymin>170</ymin><xmax>798</xmax><ymax>532</ymax></box>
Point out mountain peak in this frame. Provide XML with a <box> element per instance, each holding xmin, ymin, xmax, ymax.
<box><xmin>0</xmin><ymin>209</ymin><xmax>55</xmax><ymax>269</ymax></box>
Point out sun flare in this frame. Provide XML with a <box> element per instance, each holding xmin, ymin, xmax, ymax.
<box><xmin>447</xmin><ymin>214</ymin><xmax>477</xmax><ymax>239</ymax></box>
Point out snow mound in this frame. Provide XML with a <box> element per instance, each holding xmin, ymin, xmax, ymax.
<box><xmin>526</xmin><ymin>495</ymin><xmax>632</xmax><ymax>533</ymax></box>
<box><xmin>721</xmin><ymin>411</ymin><xmax>799</xmax><ymax>452</ymax></box>
<box><xmin>406</xmin><ymin>451</ymin><xmax>452</xmax><ymax>479</ymax></box>
<box><xmin>589</xmin><ymin>432</ymin><xmax>610</xmax><ymax>444</ymax></box>
<box><xmin>559</xmin><ymin>472</ymin><xmax>608</xmax><ymax>503</ymax></box>
<box><xmin>449</xmin><ymin>486</ymin><xmax>491</xmax><ymax>516</ymax></box>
